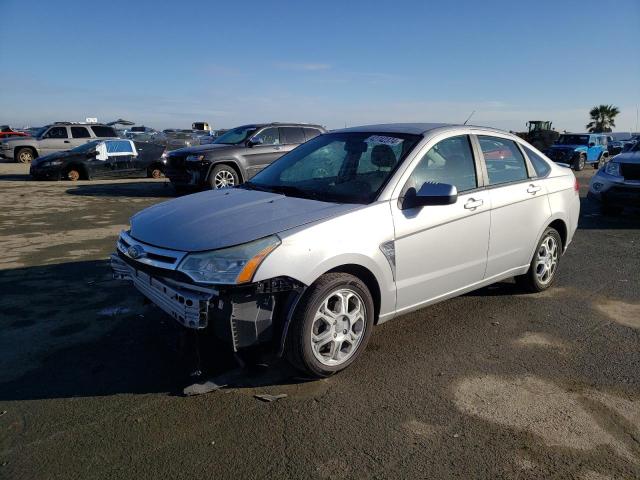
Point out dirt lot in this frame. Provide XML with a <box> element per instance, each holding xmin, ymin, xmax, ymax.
<box><xmin>0</xmin><ymin>162</ymin><xmax>639</xmax><ymax>480</ymax></box>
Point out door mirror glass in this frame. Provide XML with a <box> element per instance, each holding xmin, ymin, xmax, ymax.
<box><xmin>401</xmin><ymin>182</ymin><xmax>458</xmax><ymax>210</ymax></box>
<box><xmin>86</xmin><ymin>149</ymin><xmax>98</xmax><ymax>158</ymax></box>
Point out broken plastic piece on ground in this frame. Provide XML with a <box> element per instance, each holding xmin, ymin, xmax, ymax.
<box><xmin>183</xmin><ymin>380</ymin><xmax>227</xmax><ymax>396</ymax></box>
<box><xmin>254</xmin><ymin>393</ymin><xmax>288</xmax><ymax>402</ymax></box>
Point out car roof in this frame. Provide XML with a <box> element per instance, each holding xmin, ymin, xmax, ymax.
<box><xmin>332</xmin><ymin>122</ymin><xmax>517</xmax><ymax>136</ymax></box>
<box><xmin>233</xmin><ymin>123</ymin><xmax>325</xmax><ymax>130</ymax></box>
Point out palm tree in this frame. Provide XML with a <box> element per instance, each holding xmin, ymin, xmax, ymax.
<box><xmin>586</xmin><ymin>105</ymin><xmax>620</xmax><ymax>133</ymax></box>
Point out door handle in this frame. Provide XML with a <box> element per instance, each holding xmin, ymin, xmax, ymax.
<box><xmin>273</xmin><ymin>146</ymin><xmax>282</xmax><ymax>150</ymax></box>
<box><xmin>464</xmin><ymin>198</ymin><xmax>483</xmax><ymax>210</ymax></box>
<box><xmin>64</xmin><ymin>140</ymin><xmax>70</xmax><ymax>143</ymax></box>
<box><xmin>527</xmin><ymin>184</ymin><xmax>542</xmax><ymax>194</ymax></box>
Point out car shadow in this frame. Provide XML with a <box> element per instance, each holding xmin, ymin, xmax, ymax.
<box><xmin>65</xmin><ymin>181</ymin><xmax>177</xmax><ymax>198</ymax></box>
<box><xmin>0</xmin><ymin>174</ymin><xmax>30</xmax><ymax>181</ymax></box>
<box><xmin>0</xmin><ymin>260</ymin><xmax>305</xmax><ymax>401</ymax></box>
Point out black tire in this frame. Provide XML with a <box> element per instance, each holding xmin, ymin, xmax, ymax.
<box><xmin>515</xmin><ymin>227</ymin><xmax>562</xmax><ymax>293</ymax></box>
<box><xmin>286</xmin><ymin>273</ymin><xmax>375</xmax><ymax>378</ymax></box>
<box><xmin>601</xmin><ymin>201</ymin><xmax>622</xmax><ymax>216</ymax></box>
<box><xmin>16</xmin><ymin>147</ymin><xmax>35</xmax><ymax>164</ymax></box>
<box><xmin>208</xmin><ymin>164</ymin><xmax>239</xmax><ymax>190</ymax></box>
<box><xmin>594</xmin><ymin>154</ymin><xmax>606</xmax><ymax>169</ymax></box>
<box><xmin>574</xmin><ymin>153</ymin><xmax>586</xmax><ymax>171</ymax></box>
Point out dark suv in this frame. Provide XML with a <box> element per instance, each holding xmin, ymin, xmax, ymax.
<box><xmin>165</xmin><ymin>123</ymin><xmax>326</xmax><ymax>190</ymax></box>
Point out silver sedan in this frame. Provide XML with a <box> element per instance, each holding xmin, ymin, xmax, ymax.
<box><xmin>112</xmin><ymin>123</ymin><xmax>580</xmax><ymax>377</ymax></box>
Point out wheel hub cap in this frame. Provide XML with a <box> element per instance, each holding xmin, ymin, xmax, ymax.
<box><xmin>535</xmin><ymin>235</ymin><xmax>559</xmax><ymax>285</ymax></box>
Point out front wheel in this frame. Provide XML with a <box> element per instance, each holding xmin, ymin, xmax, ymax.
<box><xmin>208</xmin><ymin>164</ymin><xmax>239</xmax><ymax>189</ymax></box>
<box><xmin>595</xmin><ymin>154</ymin><xmax>607</xmax><ymax>169</ymax></box>
<box><xmin>515</xmin><ymin>227</ymin><xmax>562</xmax><ymax>293</ymax></box>
<box><xmin>574</xmin><ymin>153</ymin><xmax>586</xmax><ymax>171</ymax></box>
<box><xmin>286</xmin><ymin>273</ymin><xmax>374</xmax><ymax>377</ymax></box>
<box><xmin>147</xmin><ymin>166</ymin><xmax>163</xmax><ymax>179</ymax></box>
<box><xmin>16</xmin><ymin>147</ymin><xmax>35</xmax><ymax>164</ymax></box>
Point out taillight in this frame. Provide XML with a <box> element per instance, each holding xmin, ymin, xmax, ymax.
<box><xmin>574</xmin><ymin>178</ymin><xmax>580</xmax><ymax>192</ymax></box>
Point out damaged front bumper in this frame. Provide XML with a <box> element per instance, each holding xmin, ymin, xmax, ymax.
<box><xmin>110</xmin><ymin>252</ymin><xmax>304</xmax><ymax>352</ymax></box>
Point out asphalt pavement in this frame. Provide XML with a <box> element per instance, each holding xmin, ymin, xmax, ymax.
<box><xmin>0</xmin><ymin>163</ymin><xmax>638</xmax><ymax>479</ymax></box>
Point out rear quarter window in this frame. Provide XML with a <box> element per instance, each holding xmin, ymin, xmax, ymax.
<box><xmin>303</xmin><ymin>128</ymin><xmax>323</xmax><ymax>141</ymax></box>
<box><xmin>523</xmin><ymin>146</ymin><xmax>551</xmax><ymax>177</ymax></box>
<box><xmin>91</xmin><ymin>126</ymin><xmax>117</xmax><ymax>137</ymax></box>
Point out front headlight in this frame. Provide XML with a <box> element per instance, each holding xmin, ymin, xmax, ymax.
<box><xmin>604</xmin><ymin>162</ymin><xmax>620</xmax><ymax>176</ymax></box>
<box><xmin>186</xmin><ymin>154</ymin><xmax>205</xmax><ymax>162</ymax></box>
<box><xmin>177</xmin><ymin>235</ymin><xmax>281</xmax><ymax>284</ymax></box>
<box><xmin>42</xmin><ymin>160</ymin><xmax>63</xmax><ymax>167</ymax></box>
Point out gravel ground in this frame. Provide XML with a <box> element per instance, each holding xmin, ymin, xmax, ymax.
<box><xmin>0</xmin><ymin>162</ymin><xmax>638</xmax><ymax>480</ymax></box>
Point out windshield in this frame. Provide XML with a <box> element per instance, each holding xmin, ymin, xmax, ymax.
<box><xmin>556</xmin><ymin>135</ymin><xmax>589</xmax><ymax>145</ymax></box>
<box><xmin>33</xmin><ymin>126</ymin><xmax>48</xmax><ymax>138</ymax></box>
<box><xmin>70</xmin><ymin>141</ymin><xmax>100</xmax><ymax>153</ymax></box>
<box><xmin>242</xmin><ymin>132</ymin><xmax>421</xmax><ymax>204</ymax></box>
<box><xmin>213</xmin><ymin>125</ymin><xmax>258</xmax><ymax>145</ymax></box>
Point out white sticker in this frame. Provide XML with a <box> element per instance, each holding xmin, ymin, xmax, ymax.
<box><xmin>365</xmin><ymin>135</ymin><xmax>402</xmax><ymax>146</ymax></box>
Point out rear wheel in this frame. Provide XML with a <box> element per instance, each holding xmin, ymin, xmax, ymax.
<box><xmin>208</xmin><ymin>164</ymin><xmax>239</xmax><ymax>189</ymax></box>
<box><xmin>574</xmin><ymin>153</ymin><xmax>586</xmax><ymax>171</ymax></box>
<box><xmin>16</xmin><ymin>147</ymin><xmax>35</xmax><ymax>164</ymax></box>
<box><xmin>515</xmin><ymin>227</ymin><xmax>562</xmax><ymax>293</ymax></box>
<box><xmin>66</xmin><ymin>168</ymin><xmax>81</xmax><ymax>181</ymax></box>
<box><xmin>286</xmin><ymin>273</ymin><xmax>374</xmax><ymax>377</ymax></box>
<box><xmin>147</xmin><ymin>166</ymin><xmax>163</xmax><ymax>179</ymax></box>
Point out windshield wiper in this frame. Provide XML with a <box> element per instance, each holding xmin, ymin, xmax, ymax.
<box><xmin>268</xmin><ymin>185</ymin><xmax>323</xmax><ymax>200</ymax></box>
<box><xmin>240</xmin><ymin>181</ymin><xmax>274</xmax><ymax>193</ymax></box>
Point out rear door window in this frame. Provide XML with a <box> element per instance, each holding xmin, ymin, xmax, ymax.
<box><xmin>105</xmin><ymin>140</ymin><xmax>134</xmax><ymax>155</ymax></box>
<box><xmin>91</xmin><ymin>126</ymin><xmax>117</xmax><ymax>137</ymax></box>
<box><xmin>71</xmin><ymin>126</ymin><xmax>91</xmax><ymax>138</ymax></box>
<box><xmin>479</xmin><ymin>136</ymin><xmax>529</xmax><ymax>185</ymax></box>
<box><xmin>280</xmin><ymin>127</ymin><xmax>306</xmax><ymax>144</ymax></box>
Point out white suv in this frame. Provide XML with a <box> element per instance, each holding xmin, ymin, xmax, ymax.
<box><xmin>112</xmin><ymin>123</ymin><xmax>580</xmax><ymax>377</ymax></box>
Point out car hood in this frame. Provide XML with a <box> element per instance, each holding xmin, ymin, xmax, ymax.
<box><xmin>613</xmin><ymin>151</ymin><xmax>640</xmax><ymax>164</ymax></box>
<box><xmin>32</xmin><ymin>150</ymin><xmax>69</xmax><ymax>165</ymax></box>
<box><xmin>129</xmin><ymin>188</ymin><xmax>362</xmax><ymax>252</ymax></box>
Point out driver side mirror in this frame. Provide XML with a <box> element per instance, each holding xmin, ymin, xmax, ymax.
<box><xmin>589</xmin><ymin>142</ymin><xmax>596</xmax><ymax>147</ymax></box>
<box><xmin>86</xmin><ymin>150</ymin><xmax>98</xmax><ymax>158</ymax></box>
<box><xmin>400</xmin><ymin>182</ymin><xmax>458</xmax><ymax>210</ymax></box>
<box><xmin>247</xmin><ymin>136</ymin><xmax>263</xmax><ymax>147</ymax></box>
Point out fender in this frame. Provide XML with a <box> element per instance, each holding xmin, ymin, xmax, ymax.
<box><xmin>205</xmin><ymin>157</ymin><xmax>246</xmax><ymax>182</ymax></box>
<box><xmin>529</xmin><ymin>213</ymin><xmax>569</xmax><ymax>260</ymax></box>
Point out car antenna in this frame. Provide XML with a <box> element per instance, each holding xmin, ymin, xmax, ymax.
<box><xmin>463</xmin><ymin>110</ymin><xmax>476</xmax><ymax>125</ymax></box>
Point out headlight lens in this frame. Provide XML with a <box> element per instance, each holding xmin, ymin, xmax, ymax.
<box><xmin>186</xmin><ymin>154</ymin><xmax>205</xmax><ymax>162</ymax></box>
<box><xmin>604</xmin><ymin>162</ymin><xmax>620</xmax><ymax>176</ymax></box>
<box><xmin>177</xmin><ymin>235</ymin><xmax>280</xmax><ymax>284</ymax></box>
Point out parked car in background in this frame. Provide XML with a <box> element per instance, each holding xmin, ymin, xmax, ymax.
<box><xmin>156</xmin><ymin>130</ymin><xmax>203</xmax><ymax>151</ymax></box>
<box><xmin>0</xmin><ymin>125</ymin><xmax>30</xmax><ymax>140</ymax></box>
<box><xmin>166</xmin><ymin>122</ymin><xmax>326</xmax><ymax>191</ymax></box>
<box><xmin>29</xmin><ymin>139</ymin><xmax>166</xmax><ymax>181</ymax></box>
<box><xmin>589</xmin><ymin>140</ymin><xmax>640</xmax><ymax>215</ymax></box>
<box><xmin>111</xmin><ymin>123</ymin><xmax>579</xmax><ymax>376</ymax></box>
<box><xmin>0</xmin><ymin>122</ymin><xmax>118</xmax><ymax>163</ymax></box>
<box><xmin>621</xmin><ymin>135</ymin><xmax>640</xmax><ymax>152</ymax></box>
<box><xmin>544</xmin><ymin>133</ymin><xmax>609</xmax><ymax>170</ymax></box>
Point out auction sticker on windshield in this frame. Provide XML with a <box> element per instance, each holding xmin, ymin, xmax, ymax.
<box><xmin>365</xmin><ymin>135</ymin><xmax>403</xmax><ymax>146</ymax></box>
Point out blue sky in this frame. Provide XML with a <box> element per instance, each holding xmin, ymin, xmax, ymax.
<box><xmin>1</xmin><ymin>0</ymin><xmax>638</xmax><ymax>132</ymax></box>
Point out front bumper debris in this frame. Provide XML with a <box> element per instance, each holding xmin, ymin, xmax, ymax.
<box><xmin>110</xmin><ymin>252</ymin><xmax>304</xmax><ymax>351</ymax></box>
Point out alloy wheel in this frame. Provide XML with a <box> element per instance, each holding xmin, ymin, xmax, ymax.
<box><xmin>213</xmin><ymin>169</ymin><xmax>235</xmax><ymax>188</ymax></box>
<box><xmin>310</xmin><ymin>288</ymin><xmax>367</xmax><ymax>366</ymax></box>
<box><xmin>535</xmin><ymin>234</ymin><xmax>559</xmax><ymax>285</ymax></box>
